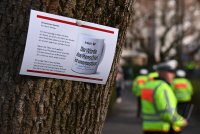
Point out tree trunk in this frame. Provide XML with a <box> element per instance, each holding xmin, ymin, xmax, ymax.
<box><xmin>0</xmin><ymin>0</ymin><xmax>134</xmax><ymax>133</ymax></box>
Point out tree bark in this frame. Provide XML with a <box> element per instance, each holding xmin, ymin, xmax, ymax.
<box><xmin>0</xmin><ymin>0</ymin><xmax>134</xmax><ymax>133</ymax></box>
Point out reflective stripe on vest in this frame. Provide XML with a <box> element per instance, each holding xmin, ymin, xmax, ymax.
<box><xmin>163</xmin><ymin>90</ymin><xmax>177</xmax><ymax>122</ymax></box>
<box><xmin>175</xmin><ymin>83</ymin><xmax>188</xmax><ymax>89</ymax></box>
<box><xmin>143</xmin><ymin>113</ymin><xmax>162</xmax><ymax>121</ymax></box>
<box><xmin>143</xmin><ymin>118</ymin><xmax>163</xmax><ymax>122</ymax></box>
<box><xmin>159</xmin><ymin>108</ymin><xmax>176</xmax><ymax>114</ymax></box>
<box><xmin>143</xmin><ymin>129</ymin><xmax>169</xmax><ymax>132</ymax></box>
<box><xmin>137</xmin><ymin>79</ymin><xmax>145</xmax><ymax>84</ymax></box>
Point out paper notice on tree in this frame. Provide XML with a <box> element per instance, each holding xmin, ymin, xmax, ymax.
<box><xmin>20</xmin><ymin>10</ymin><xmax>119</xmax><ymax>84</ymax></box>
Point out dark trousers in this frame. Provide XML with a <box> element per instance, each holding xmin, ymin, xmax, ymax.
<box><xmin>177</xmin><ymin>101</ymin><xmax>191</xmax><ymax>118</ymax></box>
<box><xmin>116</xmin><ymin>87</ymin><xmax>121</xmax><ymax>98</ymax></box>
<box><xmin>137</xmin><ymin>96</ymin><xmax>141</xmax><ymax>117</ymax></box>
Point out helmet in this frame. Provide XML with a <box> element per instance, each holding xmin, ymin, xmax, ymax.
<box><xmin>153</xmin><ymin>60</ymin><xmax>178</xmax><ymax>72</ymax></box>
<box><xmin>140</xmin><ymin>69</ymin><xmax>148</xmax><ymax>75</ymax></box>
<box><xmin>176</xmin><ymin>69</ymin><xmax>186</xmax><ymax>77</ymax></box>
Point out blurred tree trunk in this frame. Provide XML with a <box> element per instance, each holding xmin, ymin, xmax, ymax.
<box><xmin>176</xmin><ymin>0</ymin><xmax>185</xmax><ymax>67</ymax></box>
<box><xmin>0</xmin><ymin>0</ymin><xmax>134</xmax><ymax>133</ymax></box>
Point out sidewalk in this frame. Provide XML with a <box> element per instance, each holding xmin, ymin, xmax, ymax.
<box><xmin>102</xmin><ymin>82</ymin><xmax>143</xmax><ymax>134</ymax></box>
<box><xmin>102</xmin><ymin>81</ymin><xmax>200</xmax><ymax>134</ymax></box>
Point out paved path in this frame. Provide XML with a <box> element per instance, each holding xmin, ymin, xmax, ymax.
<box><xmin>102</xmin><ymin>82</ymin><xmax>200</xmax><ymax>134</ymax></box>
<box><xmin>102</xmin><ymin>83</ymin><xmax>143</xmax><ymax>134</ymax></box>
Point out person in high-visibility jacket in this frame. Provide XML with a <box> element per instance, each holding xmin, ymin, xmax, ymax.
<box><xmin>132</xmin><ymin>69</ymin><xmax>148</xmax><ymax>118</ymax></box>
<box><xmin>172</xmin><ymin>70</ymin><xmax>193</xmax><ymax>117</ymax></box>
<box><xmin>148</xmin><ymin>72</ymin><xmax>159</xmax><ymax>81</ymax></box>
<box><xmin>141</xmin><ymin>60</ymin><xmax>187</xmax><ymax>134</ymax></box>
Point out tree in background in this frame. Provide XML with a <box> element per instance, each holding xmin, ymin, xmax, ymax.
<box><xmin>0</xmin><ymin>0</ymin><xmax>134</xmax><ymax>133</ymax></box>
<box><xmin>126</xmin><ymin>0</ymin><xmax>200</xmax><ymax>67</ymax></box>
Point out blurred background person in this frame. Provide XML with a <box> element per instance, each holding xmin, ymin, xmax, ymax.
<box><xmin>116</xmin><ymin>66</ymin><xmax>124</xmax><ymax>104</ymax></box>
<box><xmin>141</xmin><ymin>60</ymin><xmax>187</xmax><ymax>134</ymax></box>
<box><xmin>172</xmin><ymin>69</ymin><xmax>193</xmax><ymax>117</ymax></box>
<box><xmin>148</xmin><ymin>71</ymin><xmax>159</xmax><ymax>81</ymax></box>
<box><xmin>103</xmin><ymin>0</ymin><xmax>200</xmax><ymax>133</ymax></box>
<box><xmin>132</xmin><ymin>68</ymin><xmax>149</xmax><ymax>118</ymax></box>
